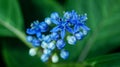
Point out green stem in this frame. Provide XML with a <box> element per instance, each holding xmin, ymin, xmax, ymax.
<box><xmin>0</xmin><ymin>19</ymin><xmax>33</xmax><ymax>48</ymax></box>
<box><xmin>78</xmin><ymin>31</ymin><xmax>97</xmax><ymax>62</ymax></box>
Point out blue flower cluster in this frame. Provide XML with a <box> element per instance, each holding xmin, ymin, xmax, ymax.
<box><xmin>26</xmin><ymin>10</ymin><xmax>90</xmax><ymax>63</ymax></box>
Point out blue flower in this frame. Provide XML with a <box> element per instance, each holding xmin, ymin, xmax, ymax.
<box><xmin>26</xmin><ymin>21</ymin><xmax>40</xmax><ymax>35</ymax></box>
<box><xmin>26</xmin><ymin>21</ymin><xmax>48</xmax><ymax>39</ymax></box>
<box><xmin>64</xmin><ymin>10</ymin><xmax>79</xmax><ymax>24</ymax></box>
<box><xmin>56</xmin><ymin>39</ymin><xmax>66</xmax><ymax>49</ymax></box>
<box><xmin>26</xmin><ymin>10</ymin><xmax>90</xmax><ymax>62</ymax></box>
<box><xmin>60</xmin><ymin>49</ymin><xmax>69</xmax><ymax>59</ymax></box>
<box><xmin>73</xmin><ymin>14</ymin><xmax>89</xmax><ymax>33</ymax></box>
<box><xmin>50</xmin><ymin>19</ymin><xmax>73</xmax><ymax>39</ymax></box>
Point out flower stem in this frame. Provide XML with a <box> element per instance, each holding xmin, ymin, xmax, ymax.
<box><xmin>0</xmin><ymin>19</ymin><xmax>33</xmax><ymax>48</ymax></box>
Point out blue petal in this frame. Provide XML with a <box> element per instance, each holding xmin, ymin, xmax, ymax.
<box><xmin>60</xmin><ymin>29</ymin><xmax>65</xmax><ymax>39</ymax></box>
<box><xmin>51</xmin><ymin>19</ymin><xmax>60</xmax><ymax>25</ymax></box>
<box><xmin>50</xmin><ymin>26</ymin><xmax>60</xmax><ymax>32</ymax></box>
<box><xmin>66</xmin><ymin>26</ymin><xmax>73</xmax><ymax>34</ymax></box>
<box><xmin>81</xmin><ymin>25</ymin><xmax>90</xmax><ymax>31</ymax></box>
<box><xmin>74</xmin><ymin>25</ymin><xmax>80</xmax><ymax>33</ymax></box>
<box><xmin>36</xmin><ymin>32</ymin><xmax>42</xmax><ymax>38</ymax></box>
<box><xmin>26</xmin><ymin>28</ymin><xmax>36</xmax><ymax>35</ymax></box>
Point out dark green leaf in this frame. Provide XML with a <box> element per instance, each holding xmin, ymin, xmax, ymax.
<box><xmin>65</xmin><ymin>0</ymin><xmax>120</xmax><ymax>61</ymax></box>
<box><xmin>85</xmin><ymin>53</ymin><xmax>120</xmax><ymax>67</ymax></box>
<box><xmin>0</xmin><ymin>0</ymin><xmax>23</xmax><ymax>37</ymax></box>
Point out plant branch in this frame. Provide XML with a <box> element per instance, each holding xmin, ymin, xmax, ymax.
<box><xmin>0</xmin><ymin>19</ymin><xmax>33</xmax><ymax>48</ymax></box>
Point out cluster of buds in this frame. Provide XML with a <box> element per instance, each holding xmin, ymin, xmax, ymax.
<box><xmin>26</xmin><ymin>10</ymin><xmax>90</xmax><ymax>63</ymax></box>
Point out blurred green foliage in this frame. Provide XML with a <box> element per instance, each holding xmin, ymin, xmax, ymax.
<box><xmin>0</xmin><ymin>0</ymin><xmax>120</xmax><ymax>67</ymax></box>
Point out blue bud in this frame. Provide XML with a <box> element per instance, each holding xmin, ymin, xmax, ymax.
<box><xmin>32</xmin><ymin>38</ymin><xmax>40</xmax><ymax>47</ymax></box>
<box><xmin>41</xmin><ymin>41</ymin><xmax>48</xmax><ymax>49</ymax></box>
<box><xmin>45</xmin><ymin>17</ymin><xmax>51</xmax><ymax>25</ymax></box>
<box><xmin>30</xmin><ymin>20</ymin><xmax>39</xmax><ymax>27</ymax></box>
<box><xmin>36</xmin><ymin>32</ymin><xmax>42</xmax><ymax>38</ymax></box>
<box><xmin>75</xmin><ymin>32</ymin><xmax>83</xmax><ymax>40</ymax></box>
<box><xmin>43</xmin><ymin>35</ymin><xmax>51</xmax><ymax>43</ymax></box>
<box><xmin>51</xmin><ymin>12</ymin><xmax>59</xmax><ymax>20</ymax></box>
<box><xmin>56</xmin><ymin>39</ymin><xmax>65</xmax><ymax>50</ymax></box>
<box><xmin>50</xmin><ymin>32</ymin><xmax>59</xmax><ymax>40</ymax></box>
<box><xmin>81</xmin><ymin>25</ymin><xmax>90</xmax><ymax>35</ymax></box>
<box><xmin>64</xmin><ymin>12</ymin><xmax>71</xmax><ymax>20</ymax></box>
<box><xmin>43</xmin><ymin>49</ymin><xmax>51</xmax><ymax>55</ymax></box>
<box><xmin>48</xmin><ymin>41</ymin><xmax>55</xmax><ymax>50</ymax></box>
<box><xmin>67</xmin><ymin>36</ymin><xmax>76</xmax><ymax>45</ymax></box>
<box><xmin>26</xmin><ymin>28</ymin><xmax>36</xmax><ymax>35</ymax></box>
<box><xmin>41</xmin><ymin>54</ymin><xmax>49</xmax><ymax>62</ymax></box>
<box><xmin>80</xmin><ymin>13</ymin><xmax>88</xmax><ymax>22</ymax></box>
<box><xmin>26</xmin><ymin>36</ymin><xmax>33</xmax><ymax>42</ymax></box>
<box><xmin>60</xmin><ymin>49</ymin><xmax>69</xmax><ymax>59</ymax></box>
<box><xmin>39</xmin><ymin>22</ymin><xmax>48</xmax><ymax>32</ymax></box>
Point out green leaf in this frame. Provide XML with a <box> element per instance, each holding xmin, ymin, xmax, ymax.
<box><xmin>0</xmin><ymin>0</ymin><xmax>23</xmax><ymax>37</ymax></box>
<box><xmin>85</xmin><ymin>53</ymin><xmax>120</xmax><ymax>67</ymax></box>
<box><xmin>65</xmin><ymin>0</ymin><xmax>120</xmax><ymax>62</ymax></box>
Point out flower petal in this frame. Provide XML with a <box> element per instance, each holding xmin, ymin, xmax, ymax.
<box><xmin>26</xmin><ymin>28</ymin><xmax>36</xmax><ymax>35</ymax></box>
<box><xmin>36</xmin><ymin>32</ymin><xmax>42</xmax><ymax>38</ymax></box>
<box><xmin>66</xmin><ymin>26</ymin><xmax>73</xmax><ymax>34</ymax></box>
<box><xmin>51</xmin><ymin>19</ymin><xmax>60</xmax><ymax>25</ymax></box>
<box><xmin>81</xmin><ymin>25</ymin><xmax>90</xmax><ymax>31</ymax></box>
<box><xmin>60</xmin><ymin>29</ymin><xmax>65</xmax><ymax>39</ymax></box>
<box><xmin>74</xmin><ymin>25</ymin><xmax>80</xmax><ymax>33</ymax></box>
<box><xmin>50</xmin><ymin>26</ymin><xmax>60</xmax><ymax>32</ymax></box>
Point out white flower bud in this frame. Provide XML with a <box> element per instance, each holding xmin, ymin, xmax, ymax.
<box><xmin>52</xmin><ymin>54</ymin><xmax>59</xmax><ymax>63</ymax></box>
<box><xmin>29</xmin><ymin>48</ymin><xmax>37</xmax><ymax>56</ymax></box>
